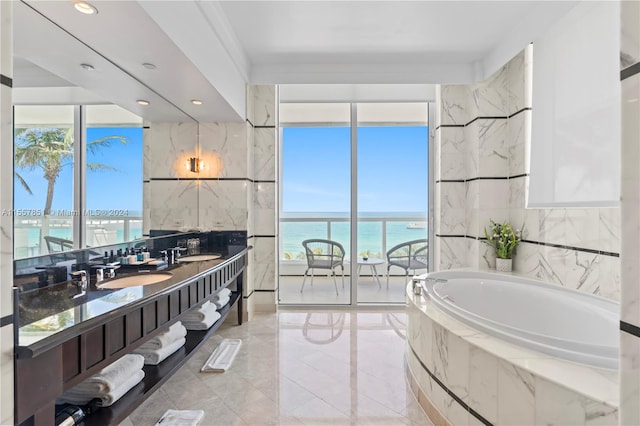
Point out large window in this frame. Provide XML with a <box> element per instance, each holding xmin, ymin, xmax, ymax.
<box><xmin>85</xmin><ymin>105</ymin><xmax>143</xmax><ymax>247</ymax></box>
<box><xmin>278</xmin><ymin>102</ymin><xmax>429</xmax><ymax>306</ymax></box>
<box><xmin>13</xmin><ymin>105</ymin><xmax>143</xmax><ymax>259</ymax></box>
<box><xmin>279</xmin><ymin>103</ymin><xmax>352</xmax><ymax>304</ymax></box>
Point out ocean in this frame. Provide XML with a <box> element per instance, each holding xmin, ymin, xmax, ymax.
<box><xmin>16</xmin><ymin>212</ymin><xmax>427</xmax><ymax>260</ymax></box>
<box><xmin>280</xmin><ymin>212</ymin><xmax>428</xmax><ymax>260</ymax></box>
<box><xmin>15</xmin><ymin>223</ymin><xmax>144</xmax><ymax>259</ymax></box>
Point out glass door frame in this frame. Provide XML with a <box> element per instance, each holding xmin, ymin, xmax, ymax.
<box><xmin>277</xmin><ymin>101</ymin><xmax>433</xmax><ymax>307</ymax></box>
<box><xmin>349</xmin><ymin>103</ymin><xmax>358</xmax><ymax>306</ymax></box>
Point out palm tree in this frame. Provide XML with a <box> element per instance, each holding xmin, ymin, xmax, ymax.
<box><xmin>14</xmin><ymin>127</ymin><xmax>127</xmax><ymax>215</ymax></box>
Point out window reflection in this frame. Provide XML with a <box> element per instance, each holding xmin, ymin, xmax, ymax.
<box><xmin>14</xmin><ymin>105</ymin><xmax>75</xmax><ymax>258</ymax></box>
<box><xmin>13</xmin><ymin>105</ymin><xmax>143</xmax><ymax>259</ymax></box>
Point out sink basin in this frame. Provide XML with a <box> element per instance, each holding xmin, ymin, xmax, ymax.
<box><xmin>178</xmin><ymin>254</ymin><xmax>222</xmax><ymax>262</ymax></box>
<box><xmin>97</xmin><ymin>272</ymin><xmax>173</xmax><ymax>289</ymax></box>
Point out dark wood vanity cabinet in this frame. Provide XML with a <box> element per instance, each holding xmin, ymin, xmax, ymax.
<box><xmin>15</xmin><ymin>252</ymin><xmax>246</xmax><ymax>426</ymax></box>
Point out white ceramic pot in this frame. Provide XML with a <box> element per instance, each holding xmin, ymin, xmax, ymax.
<box><xmin>496</xmin><ymin>258</ymin><xmax>513</xmax><ymax>272</ymax></box>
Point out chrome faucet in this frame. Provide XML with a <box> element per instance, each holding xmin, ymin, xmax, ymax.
<box><xmin>94</xmin><ymin>266</ymin><xmax>105</xmax><ymax>282</ymax></box>
<box><xmin>412</xmin><ymin>277</ymin><xmax>425</xmax><ymax>295</ymax></box>
<box><xmin>104</xmin><ymin>265</ymin><xmax>117</xmax><ymax>279</ymax></box>
<box><xmin>412</xmin><ymin>276</ymin><xmax>447</xmax><ymax>296</ymax></box>
<box><xmin>70</xmin><ymin>270</ymin><xmax>87</xmax><ymax>298</ymax></box>
<box><xmin>92</xmin><ymin>264</ymin><xmax>116</xmax><ymax>281</ymax></box>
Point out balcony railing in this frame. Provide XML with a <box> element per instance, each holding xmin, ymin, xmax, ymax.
<box><xmin>279</xmin><ymin>214</ymin><xmax>428</xmax><ymax>262</ymax></box>
<box><xmin>14</xmin><ymin>215</ymin><xmax>144</xmax><ymax>259</ymax></box>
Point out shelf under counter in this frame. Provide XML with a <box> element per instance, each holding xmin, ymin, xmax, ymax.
<box><xmin>82</xmin><ymin>292</ymin><xmax>241</xmax><ymax>425</ymax></box>
<box><xmin>15</xmin><ymin>251</ymin><xmax>247</xmax><ymax>426</ymax></box>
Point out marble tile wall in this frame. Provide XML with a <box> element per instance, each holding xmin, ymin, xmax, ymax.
<box><xmin>143</xmin><ymin>122</ymin><xmax>199</xmax><ymax>232</ymax></box>
<box><xmin>143</xmin><ymin>85</ymin><xmax>279</xmax><ymax>318</ymax></box>
<box><xmin>247</xmin><ymin>85</ymin><xmax>277</xmax><ymax>313</ymax></box>
<box><xmin>435</xmin><ymin>45</ymin><xmax>621</xmax><ymax>302</ymax></box>
<box><xmin>620</xmin><ymin>2</ymin><xmax>640</xmax><ymax>424</ymax></box>
<box><xmin>406</xmin><ymin>299</ymin><xmax>619</xmax><ymax>426</ymax></box>
<box><xmin>0</xmin><ymin>2</ymin><xmax>12</xmax><ymax>424</ymax></box>
<box><xmin>144</xmin><ymin>121</ymin><xmax>254</xmax><ymax>232</ymax></box>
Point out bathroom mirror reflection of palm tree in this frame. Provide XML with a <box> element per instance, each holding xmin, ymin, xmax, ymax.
<box><xmin>12</xmin><ymin>1</ymin><xmax>198</xmax><ymax>258</ymax></box>
<box><xmin>14</xmin><ymin>126</ymin><xmax>127</xmax><ymax>255</ymax></box>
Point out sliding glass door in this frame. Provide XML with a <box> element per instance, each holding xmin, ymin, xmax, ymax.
<box><xmin>278</xmin><ymin>102</ymin><xmax>429</xmax><ymax>306</ymax></box>
<box><xmin>356</xmin><ymin>103</ymin><xmax>429</xmax><ymax>304</ymax></box>
<box><xmin>279</xmin><ymin>103</ymin><xmax>352</xmax><ymax>304</ymax></box>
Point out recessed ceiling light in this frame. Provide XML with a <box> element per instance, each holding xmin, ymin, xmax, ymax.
<box><xmin>137</xmin><ymin>100</ymin><xmax>150</xmax><ymax>106</ymax></box>
<box><xmin>142</xmin><ymin>63</ymin><xmax>157</xmax><ymax>70</ymax></box>
<box><xmin>191</xmin><ymin>100</ymin><xmax>203</xmax><ymax>105</ymax></box>
<box><xmin>73</xmin><ymin>1</ymin><xmax>98</xmax><ymax>15</ymax></box>
<box><xmin>80</xmin><ymin>63</ymin><xmax>94</xmax><ymax>71</ymax></box>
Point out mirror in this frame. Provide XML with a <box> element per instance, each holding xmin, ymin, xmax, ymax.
<box><xmin>12</xmin><ymin>1</ymin><xmax>199</xmax><ymax>259</ymax></box>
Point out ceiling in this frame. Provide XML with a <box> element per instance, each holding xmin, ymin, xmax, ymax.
<box><xmin>12</xmin><ymin>0</ymin><xmax>578</xmax><ymax>122</ymax></box>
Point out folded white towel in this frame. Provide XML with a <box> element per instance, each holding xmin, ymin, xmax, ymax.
<box><xmin>134</xmin><ymin>337</ymin><xmax>186</xmax><ymax>365</ymax></box>
<box><xmin>138</xmin><ymin>322</ymin><xmax>187</xmax><ymax>350</ymax></box>
<box><xmin>213</xmin><ymin>288</ymin><xmax>231</xmax><ymax>301</ymax></box>
<box><xmin>183</xmin><ymin>310</ymin><xmax>221</xmax><ymax>331</ymax></box>
<box><xmin>65</xmin><ymin>354</ymin><xmax>144</xmax><ymax>395</ymax></box>
<box><xmin>155</xmin><ymin>409</ymin><xmax>204</xmax><ymax>426</ymax></box>
<box><xmin>181</xmin><ymin>301</ymin><xmax>216</xmax><ymax>322</ymax></box>
<box><xmin>58</xmin><ymin>369</ymin><xmax>145</xmax><ymax>406</ymax></box>
<box><xmin>213</xmin><ymin>294</ymin><xmax>230</xmax><ymax>310</ymax></box>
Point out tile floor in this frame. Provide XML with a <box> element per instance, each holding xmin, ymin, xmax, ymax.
<box><xmin>121</xmin><ymin>310</ymin><xmax>432</xmax><ymax>425</ymax></box>
<box><xmin>278</xmin><ymin>275</ymin><xmax>413</xmax><ymax>305</ymax></box>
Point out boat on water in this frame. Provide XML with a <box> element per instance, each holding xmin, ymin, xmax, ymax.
<box><xmin>407</xmin><ymin>222</ymin><xmax>426</xmax><ymax>229</ymax></box>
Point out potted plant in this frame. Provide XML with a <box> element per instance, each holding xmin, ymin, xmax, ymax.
<box><xmin>484</xmin><ymin>219</ymin><xmax>523</xmax><ymax>272</ymax></box>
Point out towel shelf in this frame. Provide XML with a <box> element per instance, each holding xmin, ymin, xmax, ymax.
<box><xmin>84</xmin><ymin>292</ymin><xmax>241</xmax><ymax>425</ymax></box>
<box><xmin>15</xmin><ymin>252</ymin><xmax>246</xmax><ymax>426</ymax></box>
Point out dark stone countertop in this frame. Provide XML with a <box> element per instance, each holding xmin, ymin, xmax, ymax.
<box><xmin>17</xmin><ymin>251</ymin><xmax>243</xmax><ymax>349</ymax></box>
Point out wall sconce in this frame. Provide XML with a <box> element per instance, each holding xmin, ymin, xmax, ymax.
<box><xmin>185</xmin><ymin>157</ymin><xmax>204</xmax><ymax>173</ymax></box>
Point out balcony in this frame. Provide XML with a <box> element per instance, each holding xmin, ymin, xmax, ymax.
<box><xmin>278</xmin><ymin>213</ymin><xmax>428</xmax><ymax>304</ymax></box>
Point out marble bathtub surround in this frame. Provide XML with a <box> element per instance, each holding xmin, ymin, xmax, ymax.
<box><xmin>406</xmin><ymin>287</ymin><xmax>619</xmax><ymax>426</ymax></box>
<box><xmin>435</xmin><ymin>45</ymin><xmax>621</xmax><ymax>301</ymax></box>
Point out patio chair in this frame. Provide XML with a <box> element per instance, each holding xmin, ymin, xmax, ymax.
<box><xmin>44</xmin><ymin>235</ymin><xmax>73</xmax><ymax>253</ymax></box>
<box><xmin>300</xmin><ymin>239</ymin><xmax>345</xmax><ymax>296</ymax></box>
<box><xmin>302</xmin><ymin>312</ymin><xmax>345</xmax><ymax>344</ymax></box>
<box><xmin>386</xmin><ymin>238</ymin><xmax>428</xmax><ymax>287</ymax></box>
<box><xmin>44</xmin><ymin>235</ymin><xmax>74</xmax><ymax>263</ymax></box>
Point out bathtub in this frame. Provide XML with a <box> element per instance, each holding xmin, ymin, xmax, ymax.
<box><xmin>421</xmin><ymin>270</ymin><xmax>619</xmax><ymax>370</ymax></box>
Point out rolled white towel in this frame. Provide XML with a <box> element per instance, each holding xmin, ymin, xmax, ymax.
<box><xmin>58</xmin><ymin>369</ymin><xmax>145</xmax><ymax>406</ymax></box>
<box><xmin>213</xmin><ymin>288</ymin><xmax>231</xmax><ymax>301</ymax></box>
<box><xmin>181</xmin><ymin>301</ymin><xmax>215</xmax><ymax>322</ymax></box>
<box><xmin>134</xmin><ymin>337</ymin><xmax>186</xmax><ymax>365</ymax></box>
<box><xmin>138</xmin><ymin>322</ymin><xmax>187</xmax><ymax>350</ymax></box>
<box><xmin>183</xmin><ymin>310</ymin><xmax>221</xmax><ymax>331</ymax></box>
<box><xmin>66</xmin><ymin>354</ymin><xmax>144</xmax><ymax>395</ymax></box>
<box><xmin>212</xmin><ymin>294</ymin><xmax>230</xmax><ymax>310</ymax></box>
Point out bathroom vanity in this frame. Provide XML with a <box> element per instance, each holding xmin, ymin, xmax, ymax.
<box><xmin>13</xmin><ymin>232</ymin><xmax>247</xmax><ymax>426</ymax></box>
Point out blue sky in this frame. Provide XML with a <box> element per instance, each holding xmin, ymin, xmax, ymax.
<box><xmin>15</xmin><ymin>125</ymin><xmax>428</xmax><ymax>215</ymax></box>
<box><xmin>282</xmin><ymin>126</ymin><xmax>428</xmax><ymax>213</ymax></box>
<box><xmin>14</xmin><ymin>127</ymin><xmax>143</xmax><ymax>213</ymax></box>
